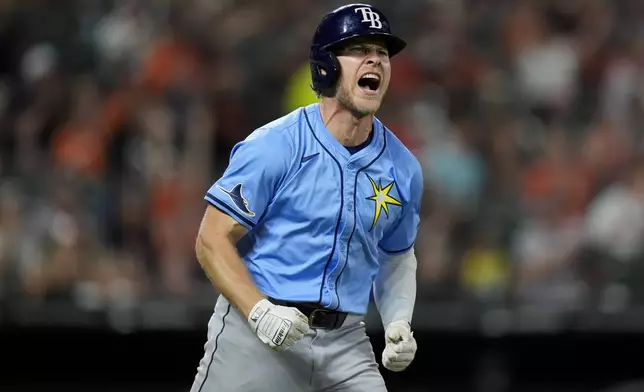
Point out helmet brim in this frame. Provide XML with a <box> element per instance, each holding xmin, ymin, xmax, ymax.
<box><xmin>322</xmin><ymin>32</ymin><xmax>407</xmax><ymax>58</ymax></box>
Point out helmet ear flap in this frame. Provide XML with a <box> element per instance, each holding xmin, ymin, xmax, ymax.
<box><xmin>310</xmin><ymin>50</ymin><xmax>341</xmax><ymax>96</ymax></box>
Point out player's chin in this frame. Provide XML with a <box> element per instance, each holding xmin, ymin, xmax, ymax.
<box><xmin>353</xmin><ymin>92</ymin><xmax>382</xmax><ymax>114</ymax></box>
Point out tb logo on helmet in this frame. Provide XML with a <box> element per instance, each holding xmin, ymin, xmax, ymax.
<box><xmin>354</xmin><ymin>6</ymin><xmax>382</xmax><ymax>29</ymax></box>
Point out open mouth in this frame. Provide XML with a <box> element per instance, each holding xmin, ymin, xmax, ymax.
<box><xmin>357</xmin><ymin>73</ymin><xmax>381</xmax><ymax>93</ymax></box>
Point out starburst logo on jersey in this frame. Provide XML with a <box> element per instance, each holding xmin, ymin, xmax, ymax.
<box><xmin>365</xmin><ymin>174</ymin><xmax>402</xmax><ymax>231</ymax></box>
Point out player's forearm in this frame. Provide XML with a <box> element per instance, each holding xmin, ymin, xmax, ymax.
<box><xmin>196</xmin><ymin>234</ymin><xmax>265</xmax><ymax>318</ymax></box>
<box><xmin>373</xmin><ymin>250</ymin><xmax>418</xmax><ymax>327</ymax></box>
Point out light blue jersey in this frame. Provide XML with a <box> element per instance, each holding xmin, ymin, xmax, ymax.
<box><xmin>205</xmin><ymin>103</ymin><xmax>423</xmax><ymax>315</ymax></box>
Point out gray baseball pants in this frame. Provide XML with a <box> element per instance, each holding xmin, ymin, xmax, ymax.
<box><xmin>190</xmin><ymin>295</ymin><xmax>387</xmax><ymax>392</ymax></box>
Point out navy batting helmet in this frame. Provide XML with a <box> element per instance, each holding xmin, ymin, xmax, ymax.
<box><xmin>310</xmin><ymin>3</ymin><xmax>406</xmax><ymax>96</ymax></box>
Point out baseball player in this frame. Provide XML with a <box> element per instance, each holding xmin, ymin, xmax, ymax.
<box><xmin>190</xmin><ymin>4</ymin><xmax>422</xmax><ymax>391</ymax></box>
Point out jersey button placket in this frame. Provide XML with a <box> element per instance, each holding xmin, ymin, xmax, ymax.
<box><xmin>329</xmin><ymin>166</ymin><xmax>356</xmax><ymax>307</ymax></box>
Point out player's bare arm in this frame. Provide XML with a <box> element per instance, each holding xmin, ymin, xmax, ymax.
<box><xmin>195</xmin><ymin>205</ymin><xmax>262</xmax><ymax>318</ymax></box>
<box><xmin>196</xmin><ymin>205</ymin><xmax>310</xmax><ymax>352</ymax></box>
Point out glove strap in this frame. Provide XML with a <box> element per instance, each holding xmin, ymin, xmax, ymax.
<box><xmin>248</xmin><ymin>298</ymin><xmax>272</xmax><ymax>332</ymax></box>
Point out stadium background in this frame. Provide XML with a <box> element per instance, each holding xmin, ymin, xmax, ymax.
<box><xmin>1</xmin><ymin>0</ymin><xmax>644</xmax><ymax>391</ymax></box>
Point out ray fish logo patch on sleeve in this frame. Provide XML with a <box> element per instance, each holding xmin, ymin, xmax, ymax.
<box><xmin>217</xmin><ymin>183</ymin><xmax>256</xmax><ymax>217</ymax></box>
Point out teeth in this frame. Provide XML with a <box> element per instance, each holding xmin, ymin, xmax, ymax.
<box><xmin>361</xmin><ymin>73</ymin><xmax>380</xmax><ymax>80</ymax></box>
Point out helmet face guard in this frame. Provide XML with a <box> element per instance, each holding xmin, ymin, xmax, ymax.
<box><xmin>309</xmin><ymin>3</ymin><xmax>407</xmax><ymax>96</ymax></box>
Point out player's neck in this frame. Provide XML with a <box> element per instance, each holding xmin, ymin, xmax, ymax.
<box><xmin>319</xmin><ymin>99</ymin><xmax>373</xmax><ymax>147</ymax></box>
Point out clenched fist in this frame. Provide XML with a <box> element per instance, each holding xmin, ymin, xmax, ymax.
<box><xmin>382</xmin><ymin>320</ymin><xmax>417</xmax><ymax>372</ymax></box>
<box><xmin>247</xmin><ymin>299</ymin><xmax>310</xmax><ymax>351</ymax></box>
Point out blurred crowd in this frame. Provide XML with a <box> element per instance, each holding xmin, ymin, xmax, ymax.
<box><xmin>1</xmin><ymin>0</ymin><xmax>644</xmax><ymax>323</ymax></box>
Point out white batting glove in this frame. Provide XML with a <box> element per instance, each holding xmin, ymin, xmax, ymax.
<box><xmin>382</xmin><ymin>320</ymin><xmax>417</xmax><ymax>372</ymax></box>
<box><xmin>247</xmin><ymin>299</ymin><xmax>310</xmax><ymax>351</ymax></box>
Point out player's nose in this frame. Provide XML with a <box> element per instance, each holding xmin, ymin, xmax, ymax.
<box><xmin>364</xmin><ymin>48</ymin><xmax>381</xmax><ymax>64</ymax></box>
<box><xmin>365</xmin><ymin>54</ymin><xmax>381</xmax><ymax>66</ymax></box>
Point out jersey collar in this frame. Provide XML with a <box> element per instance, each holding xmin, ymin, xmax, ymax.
<box><xmin>305</xmin><ymin>103</ymin><xmax>385</xmax><ymax>164</ymax></box>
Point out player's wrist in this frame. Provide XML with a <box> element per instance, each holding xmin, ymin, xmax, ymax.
<box><xmin>236</xmin><ymin>292</ymin><xmax>268</xmax><ymax>319</ymax></box>
<box><xmin>386</xmin><ymin>320</ymin><xmax>411</xmax><ymax>332</ymax></box>
<box><xmin>247</xmin><ymin>298</ymin><xmax>272</xmax><ymax>327</ymax></box>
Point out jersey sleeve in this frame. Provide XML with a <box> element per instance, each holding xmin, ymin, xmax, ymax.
<box><xmin>378</xmin><ymin>161</ymin><xmax>423</xmax><ymax>255</ymax></box>
<box><xmin>205</xmin><ymin>128</ymin><xmax>291</xmax><ymax>230</ymax></box>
